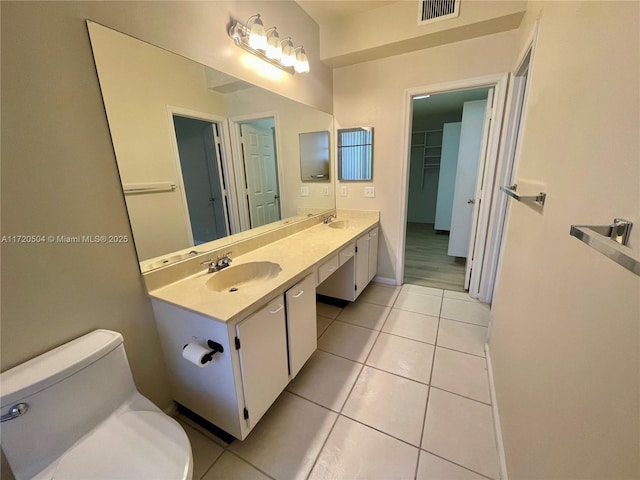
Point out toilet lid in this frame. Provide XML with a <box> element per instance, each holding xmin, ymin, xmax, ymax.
<box><xmin>53</xmin><ymin>411</ymin><xmax>191</xmax><ymax>480</ymax></box>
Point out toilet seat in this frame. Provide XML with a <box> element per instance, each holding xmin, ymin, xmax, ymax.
<box><xmin>52</xmin><ymin>410</ymin><xmax>192</xmax><ymax>480</ymax></box>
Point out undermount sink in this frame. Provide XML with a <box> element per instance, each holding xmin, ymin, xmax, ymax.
<box><xmin>205</xmin><ymin>261</ymin><xmax>282</xmax><ymax>293</ymax></box>
<box><xmin>328</xmin><ymin>220</ymin><xmax>349</xmax><ymax>229</ymax></box>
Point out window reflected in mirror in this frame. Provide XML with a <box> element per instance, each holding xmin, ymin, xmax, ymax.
<box><xmin>337</xmin><ymin>127</ymin><xmax>373</xmax><ymax>181</ymax></box>
<box><xmin>299</xmin><ymin>131</ymin><xmax>330</xmax><ymax>182</ymax></box>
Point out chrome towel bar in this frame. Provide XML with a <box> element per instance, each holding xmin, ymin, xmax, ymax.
<box><xmin>123</xmin><ymin>182</ymin><xmax>177</xmax><ymax>195</ymax></box>
<box><xmin>500</xmin><ymin>184</ymin><xmax>546</xmax><ymax>206</ymax></box>
<box><xmin>570</xmin><ymin>219</ymin><xmax>639</xmax><ymax>276</ymax></box>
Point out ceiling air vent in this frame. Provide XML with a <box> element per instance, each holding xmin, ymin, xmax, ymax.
<box><xmin>418</xmin><ymin>0</ymin><xmax>460</xmax><ymax>25</ymax></box>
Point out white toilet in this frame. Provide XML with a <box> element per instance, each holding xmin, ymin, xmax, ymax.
<box><xmin>1</xmin><ymin>329</ymin><xmax>193</xmax><ymax>480</ymax></box>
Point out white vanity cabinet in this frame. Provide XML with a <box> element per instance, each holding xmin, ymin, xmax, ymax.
<box><xmin>317</xmin><ymin>226</ymin><xmax>379</xmax><ymax>301</ymax></box>
<box><xmin>285</xmin><ymin>274</ymin><xmax>317</xmax><ymax>378</ymax></box>
<box><xmin>235</xmin><ymin>296</ymin><xmax>289</xmax><ymax>430</ymax></box>
<box><xmin>152</xmin><ymin>273</ymin><xmax>318</xmax><ymax>440</ymax></box>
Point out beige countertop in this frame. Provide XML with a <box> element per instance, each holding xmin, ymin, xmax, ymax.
<box><xmin>148</xmin><ymin>210</ymin><xmax>379</xmax><ymax>323</ymax></box>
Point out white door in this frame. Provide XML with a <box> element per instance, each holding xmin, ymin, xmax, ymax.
<box><xmin>236</xmin><ymin>296</ymin><xmax>288</xmax><ymax>429</ymax></box>
<box><xmin>448</xmin><ymin>98</ymin><xmax>490</xmax><ymax>259</ymax></box>
<box><xmin>240</xmin><ymin>124</ymin><xmax>281</xmax><ymax>228</ymax></box>
<box><xmin>285</xmin><ymin>274</ymin><xmax>317</xmax><ymax>378</ymax></box>
<box><xmin>464</xmin><ymin>90</ymin><xmax>494</xmax><ymax>290</ymax></box>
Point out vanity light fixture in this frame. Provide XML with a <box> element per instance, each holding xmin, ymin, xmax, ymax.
<box><xmin>229</xmin><ymin>14</ymin><xmax>310</xmax><ymax>74</ymax></box>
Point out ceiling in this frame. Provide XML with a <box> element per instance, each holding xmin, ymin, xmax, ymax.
<box><xmin>412</xmin><ymin>87</ymin><xmax>491</xmax><ymax>118</ymax></box>
<box><xmin>295</xmin><ymin>1</ymin><xmax>397</xmax><ymax>25</ymax></box>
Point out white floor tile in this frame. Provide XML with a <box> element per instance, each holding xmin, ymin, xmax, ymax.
<box><xmin>417</xmin><ymin>450</ymin><xmax>486</xmax><ymax>480</ymax></box>
<box><xmin>402</xmin><ymin>284</ymin><xmax>444</xmax><ymax>297</ymax></box>
<box><xmin>229</xmin><ymin>391</ymin><xmax>337</xmax><ymax>480</ymax></box>
<box><xmin>394</xmin><ymin>290</ymin><xmax>443</xmax><ymax>317</ymax></box>
<box><xmin>287</xmin><ymin>350</ymin><xmax>362</xmax><ymax>412</ymax></box>
<box><xmin>382</xmin><ymin>309</ymin><xmax>439</xmax><ymax>344</ymax></box>
<box><xmin>316</xmin><ymin>302</ymin><xmax>343</xmax><ymax>319</ymax></box>
<box><xmin>440</xmin><ymin>297</ymin><xmax>491</xmax><ymax>326</ymax></box>
<box><xmin>342</xmin><ymin>366</ymin><xmax>429</xmax><ymax>446</ymax></box>
<box><xmin>317</xmin><ymin>315</ymin><xmax>333</xmax><ymax>338</ymax></box>
<box><xmin>366</xmin><ymin>333</ymin><xmax>435</xmax><ymax>384</ymax></box>
<box><xmin>358</xmin><ymin>283</ymin><xmax>402</xmax><ymax>306</ymax></box>
<box><xmin>317</xmin><ymin>321</ymin><xmax>378</xmax><ymax>363</ymax></box>
<box><xmin>202</xmin><ymin>451</ymin><xmax>271</xmax><ymax>480</ymax></box>
<box><xmin>437</xmin><ymin>319</ymin><xmax>487</xmax><ymax>357</ymax></box>
<box><xmin>178</xmin><ymin>421</ymin><xmax>224</xmax><ymax>480</ymax></box>
<box><xmin>309</xmin><ymin>416</ymin><xmax>419</xmax><ymax>480</ymax></box>
<box><xmin>422</xmin><ymin>388</ymin><xmax>499</xmax><ymax>479</ymax></box>
<box><xmin>443</xmin><ymin>290</ymin><xmax>481</xmax><ymax>303</ymax></box>
<box><xmin>431</xmin><ymin>348</ymin><xmax>490</xmax><ymax>403</ymax></box>
<box><xmin>336</xmin><ymin>301</ymin><xmax>391</xmax><ymax>330</ymax></box>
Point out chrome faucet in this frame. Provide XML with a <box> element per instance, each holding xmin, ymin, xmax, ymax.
<box><xmin>323</xmin><ymin>214</ymin><xmax>336</xmax><ymax>224</ymax></box>
<box><xmin>201</xmin><ymin>252</ymin><xmax>232</xmax><ymax>273</ymax></box>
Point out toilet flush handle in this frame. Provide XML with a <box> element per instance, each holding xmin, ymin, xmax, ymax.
<box><xmin>1</xmin><ymin>403</ymin><xmax>28</xmax><ymax>422</ymax></box>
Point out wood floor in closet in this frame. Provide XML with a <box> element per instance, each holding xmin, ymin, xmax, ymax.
<box><xmin>404</xmin><ymin>222</ymin><xmax>466</xmax><ymax>292</ymax></box>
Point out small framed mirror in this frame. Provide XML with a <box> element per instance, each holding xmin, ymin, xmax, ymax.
<box><xmin>299</xmin><ymin>131</ymin><xmax>330</xmax><ymax>182</ymax></box>
<box><xmin>337</xmin><ymin>127</ymin><xmax>373</xmax><ymax>181</ymax></box>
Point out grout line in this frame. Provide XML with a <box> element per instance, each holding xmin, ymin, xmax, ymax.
<box><xmin>429</xmin><ymin>385</ymin><xmax>493</xmax><ymax>407</ymax></box>
<box><xmin>420</xmin><ymin>448</ymin><xmax>497</xmax><ymax>480</ymax></box>
<box><xmin>439</xmin><ymin>316</ymin><xmax>490</xmax><ymax>328</ymax></box>
<box><xmin>414</xmin><ymin>289</ymin><xmax>444</xmax><ymax>480</ymax></box>
<box><xmin>338</xmin><ymin>412</ymin><xmax>424</xmax><ymax>450</ymax></box>
<box><xmin>435</xmin><ymin>344</ymin><xmax>487</xmax><ymax>359</ymax></box>
<box><xmin>302</xmin><ymin>400</ymin><xmax>349</xmax><ymax>480</ymax></box>
<box><xmin>217</xmin><ymin>449</ymin><xmax>279</xmax><ymax>480</ymax></box>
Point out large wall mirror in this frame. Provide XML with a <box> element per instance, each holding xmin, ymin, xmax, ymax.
<box><xmin>87</xmin><ymin>21</ymin><xmax>335</xmax><ymax>270</ymax></box>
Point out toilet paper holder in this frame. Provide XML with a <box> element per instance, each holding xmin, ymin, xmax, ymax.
<box><xmin>183</xmin><ymin>340</ymin><xmax>224</xmax><ymax>365</ymax></box>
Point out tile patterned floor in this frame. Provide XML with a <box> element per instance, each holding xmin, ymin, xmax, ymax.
<box><xmin>178</xmin><ymin>283</ymin><xmax>499</xmax><ymax>480</ymax></box>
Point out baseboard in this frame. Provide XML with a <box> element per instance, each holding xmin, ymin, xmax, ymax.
<box><xmin>485</xmin><ymin>344</ymin><xmax>509</xmax><ymax>480</ymax></box>
<box><xmin>372</xmin><ymin>275</ymin><xmax>397</xmax><ymax>286</ymax></box>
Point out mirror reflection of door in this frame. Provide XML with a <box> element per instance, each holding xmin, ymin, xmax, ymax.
<box><xmin>173</xmin><ymin>115</ymin><xmax>229</xmax><ymax>244</ymax></box>
<box><xmin>239</xmin><ymin>120</ymin><xmax>281</xmax><ymax>228</ymax></box>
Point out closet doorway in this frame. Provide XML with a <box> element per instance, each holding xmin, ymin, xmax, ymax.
<box><xmin>404</xmin><ymin>87</ymin><xmax>491</xmax><ymax>292</ymax></box>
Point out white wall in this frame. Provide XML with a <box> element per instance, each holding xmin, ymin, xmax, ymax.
<box><xmin>0</xmin><ymin>0</ymin><xmax>330</xmax><ymax>411</ymax></box>
<box><xmin>334</xmin><ymin>30</ymin><xmax>521</xmax><ymax>282</ymax></box>
<box><xmin>489</xmin><ymin>1</ymin><xmax>640</xmax><ymax>477</ymax></box>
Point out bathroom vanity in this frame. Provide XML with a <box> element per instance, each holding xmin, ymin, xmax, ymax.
<box><xmin>146</xmin><ymin>210</ymin><xmax>379</xmax><ymax>440</ymax></box>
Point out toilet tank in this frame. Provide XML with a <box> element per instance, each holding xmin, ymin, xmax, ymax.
<box><xmin>1</xmin><ymin>330</ymin><xmax>141</xmax><ymax>479</ymax></box>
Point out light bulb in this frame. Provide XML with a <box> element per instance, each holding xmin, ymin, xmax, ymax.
<box><xmin>280</xmin><ymin>38</ymin><xmax>296</xmax><ymax>67</ymax></box>
<box><xmin>265</xmin><ymin>27</ymin><xmax>282</xmax><ymax>60</ymax></box>
<box><xmin>294</xmin><ymin>46</ymin><xmax>310</xmax><ymax>73</ymax></box>
<box><xmin>247</xmin><ymin>15</ymin><xmax>267</xmax><ymax>51</ymax></box>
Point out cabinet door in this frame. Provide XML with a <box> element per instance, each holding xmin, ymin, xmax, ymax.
<box><xmin>355</xmin><ymin>233</ymin><xmax>370</xmax><ymax>298</ymax></box>
<box><xmin>236</xmin><ymin>296</ymin><xmax>288</xmax><ymax>428</ymax></box>
<box><xmin>368</xmin><ymin>227</ymin><xmax>379</xmax><ymax>283</ymax></box>
<box><xmin>285</xmin><ymin>274</ymin><xmax>317</xmax><ymax>378</ymax></box>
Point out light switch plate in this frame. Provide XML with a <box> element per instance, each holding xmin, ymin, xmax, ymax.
<box><xmin>340</xmin><ymin>186</ymin><xmax>348</xmax><ymax>196</ymax></box>
<box><xmin>364</xmin><ymin>186</ymin><xmax>375</xmax><ymax>198</ymax></box>
<box><xmin>323</xmin><ymin>186</ymin><xmax>329</xmax><ymax>196</ymax></box>
<box><xmin>300</xmin><ymin>186</ymin><xmax>309</xmax><ymax>196</ymax></box>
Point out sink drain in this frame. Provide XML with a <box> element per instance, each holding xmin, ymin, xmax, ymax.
<box><xmin>229</xmin><ymin>287</ymin><xmax>238</xmax><ymax>292</ymax></box>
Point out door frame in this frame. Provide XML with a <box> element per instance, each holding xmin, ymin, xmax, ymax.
<box><xmin>396</xmin><ymin>73</ymin><xmax>509</xmax><ymax>295</ymax></box>
<box><xmin>166</xmin><ymin>106</ymin><xmax>236</xmax><ymax>244</ymax></box>
<box><xmin>228</xmin><ymin>111</ymin><xmax>283</xmax><ymax>231</ymax></box>
<box><xmin>481</xmin><ymin>23</ymin><xmax>539</xmax><ymax>304</ymax></box>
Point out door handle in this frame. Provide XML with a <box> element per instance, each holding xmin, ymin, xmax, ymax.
<box><xmin>292</xmin><ymin>290</ymin><xmax>304</xmax><ymax>299</ymax></box>
<box><xmin>467</xmin><ymin>199</ymin><xmax>475</xmax><ymax>204</ymax></box>
<box><xmin>269</xmin><ymin>304</ymin><xmax>284</xmax><ymax>315</ymax></box>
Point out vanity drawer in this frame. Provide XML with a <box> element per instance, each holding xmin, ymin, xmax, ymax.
<box><xmin>339</xmin><ymin>242</ymin><xmax>356</xmax><ymax>266</ymax></box>
<box><xmin>317</xmin><ymin>255</ymin><xmax>339</xmax><ymax>284</ymax></box>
